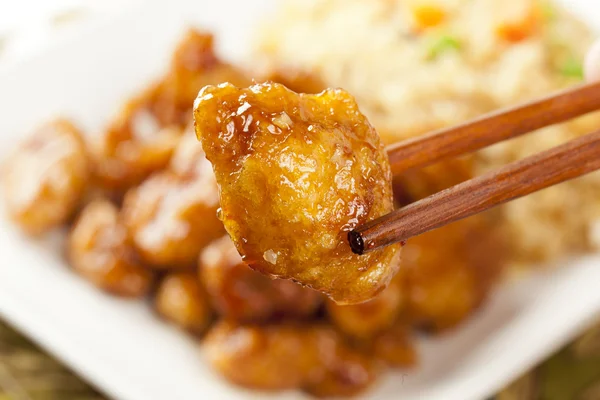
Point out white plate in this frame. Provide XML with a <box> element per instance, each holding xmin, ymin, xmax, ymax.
<box><xmin>1</xmin><ymin>1</ymin><xmax>600</xmax><ymax>399</ymax></box>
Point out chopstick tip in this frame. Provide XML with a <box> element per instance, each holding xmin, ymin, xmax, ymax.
<box><xmin>348</xmin><ymin>230</ymin><xmax>364</xmax><ymax>255</ymax></box>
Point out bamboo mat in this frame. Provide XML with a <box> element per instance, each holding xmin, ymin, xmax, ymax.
<box><xmin>497</xmin><ymin>321</ymin><xmax>600</xmax><ymax>400</ymax></box>
<box><xmin>1</xmin><ymin>319</ymin><xmax>599</xmax><ymax>400</ymax></box>
<box><xmin>0</xmin><ymin>322</ymin><xmax>103</xmax><ymax>400</ymax></box>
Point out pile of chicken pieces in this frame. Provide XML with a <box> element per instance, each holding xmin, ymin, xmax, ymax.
<box><xmin>1</xmin><ymin>30</ymin><xmax>505</xmax><ymax>397</ymax></box>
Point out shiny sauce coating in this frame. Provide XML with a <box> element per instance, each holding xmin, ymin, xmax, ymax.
<box><xmin>194</xmin><ymin>82</ymin><xmax>401</xmax><ymax>304</ymax></box>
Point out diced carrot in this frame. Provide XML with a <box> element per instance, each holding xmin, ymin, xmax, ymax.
<box><xmin>412</xmin><ymin>4</ymin><xmax>446</xmax><ymax>30</ymax></box>
<box><xmin>495</xmin><ymin>1</ymin><xmax>541</xmax><ymax>43</ymax></box>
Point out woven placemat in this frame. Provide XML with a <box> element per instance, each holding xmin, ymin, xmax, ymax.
<box><xmin>497</xmin><ymin>321</ymin><xmax>600</xmax><ymax>400</ymax></box>
<box><xmin>0</xmin><ymin>321</ymin><xmax>104</xmax><ymax>400</ymax></box>
<box><xmin>1</xmin><ymin>318</ymin><xmax>599</xmax><ymax>400</ymax></box>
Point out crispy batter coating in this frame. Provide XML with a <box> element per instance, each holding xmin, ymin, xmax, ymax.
<box><xmin>154</xmin><ymin>272</ymin><xmax>212</xmax><ymax>334</ymax></box>
<box><xmin>194</xmin><ymin>82</ymin><xmax>400</xmax><ymax>304</ymax></box>
<box><xmin>122</xmin><ymin>170</ymin><xmax>224</xmax><ymax>269</ymax></box>
<box><xmin>94</xmin><ymin>30</ymin><xmax>249</xmax><ymax>194</ymax></box>
<box><xmin>199</xmin><ymin>236</ymin><xmax>322</xmax><ymax>322</ymax></box>
<box><xmin>400</xmin><ymin>217</ymin><xmax>505</xmax><ymax>331</ymax></box>
<box><xmin>326</xmin><ymin>273</ymin><xmax>404</xmax><ymax>339</ymax></box>
<box><xmin>2</xmin><ymin>119</ymin><xmax>89</xmax><ymax>235</ymax></box>
<box><xmin>203</xmin><ymin>320</ymin><xmax>378</xmax><ymax>396</ymax></box>
<box><xmin>68</xmin><ymin>200</ymin><xmax>153</xmax><ymax>297</ymax></box>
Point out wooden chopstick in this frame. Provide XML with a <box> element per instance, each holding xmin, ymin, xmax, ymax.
<box><xmin>348</xmin><ymin>81</ymin><xmax>600</xmax><ymax>255</ymax></box>
<box><xmin>386</xmin><ymin>81</ymin><xmax>600</xmax><ymax>174</ymax></box>
<box><xmin>349</xmin><ymin>128</ymin><xmax>600</xmax><ymax>254</ymax></box>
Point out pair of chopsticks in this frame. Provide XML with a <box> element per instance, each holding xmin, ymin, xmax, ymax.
<box><xmin>349</xmin><ymin>80</ymin><xmax>600</xmax><ymax>255</ymax></box>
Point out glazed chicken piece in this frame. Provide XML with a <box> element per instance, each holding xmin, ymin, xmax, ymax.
<box><xmin>303</xmin><ymin>337</ymin><xmax>380</xmax><ymax>398</ymax></box>
<box><xmin>326</xmin><ymin>271</ymin><xmax>417</xmax><ymax>368</ymax></box>
<box><xmin>92</xmin><ymin>88</ymin><xmax>182</xmax><ymax>197</ymax></box>
<box><xmin>203</xmin><ymin>320</ymin><xmax>379</xmax><ymax>396</ymax></box>
<box><xmin>199</xmin><ymin>236</ymin><xmax>322</xmax><ymax>322</ymax></box>
<box><xmin>370</xmin><ymin>324</ymin><xmax>417</xmax><ymax>368</ymax></box>
<box><xmin>94</xmin><ymin>30</ymin><xmax>249</xmax><ymax>194</ymax></box>
<box><xmin>204</xmin><ymin>320</ymin><xmax>324</xmax><ymax>391</ymax></box>
<box><xmin>2</xmin><ymin>119</ymin><xmax>89</xmax><ymax>235</ymax></box>
<box><xmin>169</xmin><ymin>124</ymin><xmax>211</xmax><ymax>179</ymax></box>
<box><xmin>400</xmin><ymin>216</ymin><xmax>505</xmax><ymax>331</ymax></box>
<box><xmin>121</xmin><ymin>121</ymin><xmax>224</xmax><ymax>269</ymax></box>
<box><xmin>391</xmin><ymin>158</ymin><xmax>505</xmax><ymax>331</ymax></box>
<box><xmin>394</xmin><ymin>156</ymin><xmax>475</xmax><ymax>204</ymax></box>
<box><xmin>121</xmin><ymin>168</ymin><xmax>224</xmax><ymax>269</ymax></box>
<box><xmin>259</xmin><ymin>67</ymin><xmax>327</xmax><ymax>94</ymax></box>
<box><xmin>194</xmin><ymin>82</ymin><xmax>401</xmax><ymax>304</ymax></box>
<box><xmin>164</xmin><ymin>31</ymin><xmax>250</xmax><ymax>124</ymax></box>
<box><xmin>68</xmin><ymin>200</ymin><xmax>153</xmax><ymax>297</ymax></box>
<box><xmin>154</xmin><ymin>272</ymin><xmax>212</xmax><ymax>335</ymax></box>
<box><xmin>326</xmin><ymin>273</ymin><xmax>404</xmax><ymax>339</ymax></box>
